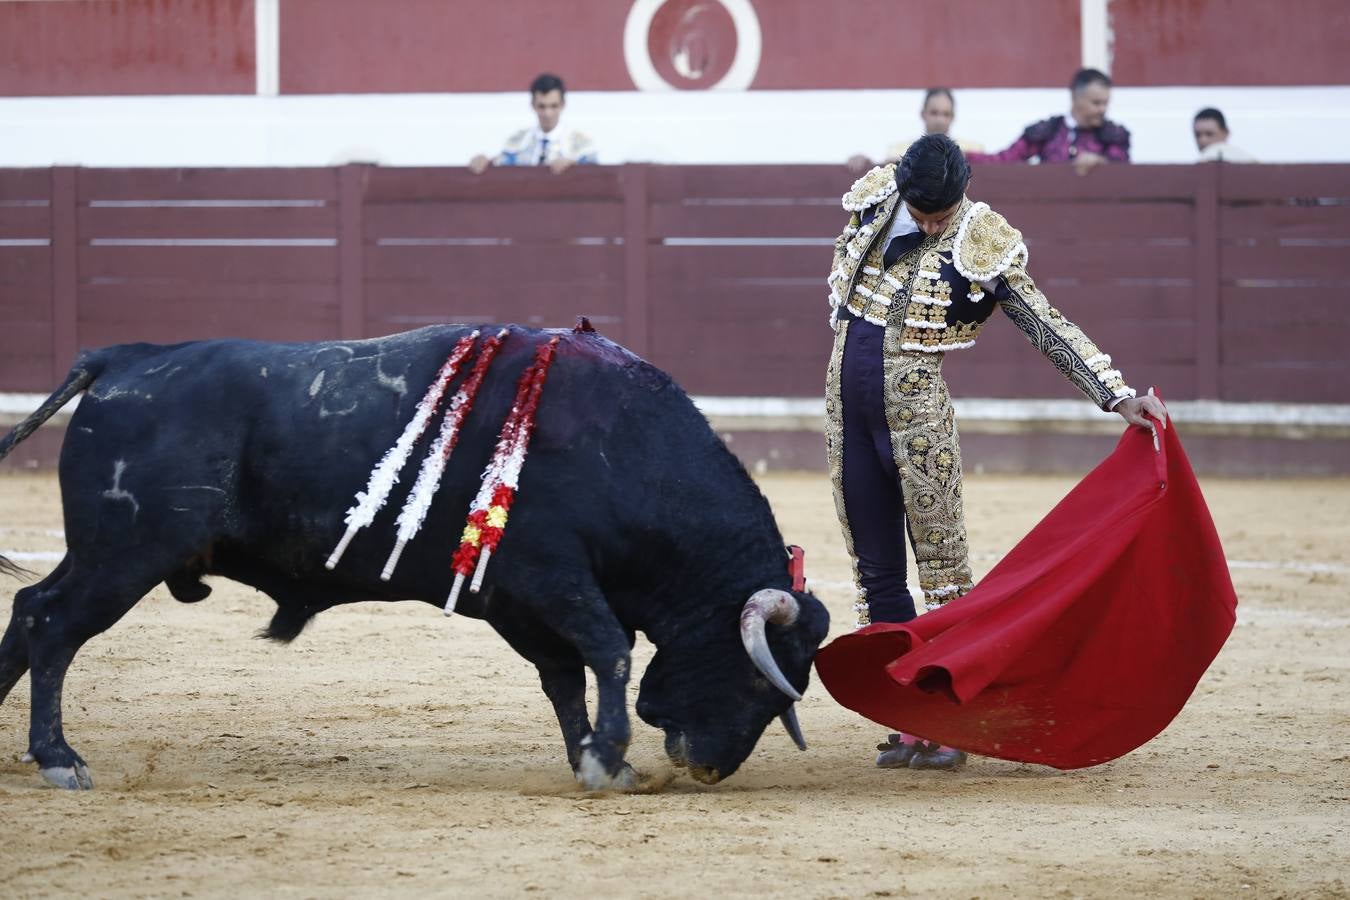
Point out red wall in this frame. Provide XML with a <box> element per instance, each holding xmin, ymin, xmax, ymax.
<box><xmin>0</xmin><ymin>0</ymin><xmax>254</xmax><ymax>96</ymax></box>
<box><xmin>1111</xmin><ymin>0</ymin><xmax>1350</xmax><ymax>86</ymax></box>
<box><xmin>2</xmin><ymin>0</ymin><xmax>1344</xmax><ymax>97</ymax></box>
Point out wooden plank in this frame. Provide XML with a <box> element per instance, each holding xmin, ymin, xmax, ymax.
<box><xmin>78</xmin><ymin>245</ymin><xmax>339</xmax><ymax>283</ymax></box>
<box><xmin>649</xmin><ymin>201</ymin><xmax>842</xmax><ymax>239</ymax></box>
<box><xmin>972</xmin><ymin>165</ymin><xmax>1200</xmax><ymax>202</ymax></box>
<box><xmin>652</xmin><ymin>341</ymin><xmax>832</xmax><ymax>396</ymax></box>
<box><xmin>365</xmin><ymin>201</ymin><xmax>623</xmax><ymax>240</ymax></box>
<box><xmin>78</xmin><ymin>293</ymin><xmax>337</xmax><ymax>329</ymax></box>
<box><xmin>995</xmin><ymin>202</ymin><xmax>1194</xmax><ymax>240</ymax></box>
<box><xmin>1219</xmin><ymin>204</ymin><xmax>1350</xmax><ymax>240</ymax></box>
<box><xmin>0</xmin><ymin>204</ymin><xmax>51</xmax><ymax>239</ymax></box>
<box><xmin>1220</xmin><ymin>243</ymin><xmax>1347</xmax><ymax>279</ymax></box>
<box><xmin>79</xmin><ymin>318</ymin><xmax>340</xmax><ymax>349</ymax></box>
<box><xmin>364</xmin><ymin>279</ymin><xmax>624</xmax><ymax>315</ymax></box>
<box><xmin>648</xmin><ymin>245</ymin><xmax>834</xmax><ymax>282</ymax></box>
<box><xmin>646</xmin><ymin>165</ymin><xmax>846</xmax><ymax>201</ymax></box>
<box><xmin>1193</xmin><ymin>162</ymin><xmax>1220</xmax><ymax>399</ymax></box>
<box><xmin>363</xmin><ymin>243</ymin><xmax>622</xmax><ymax>283</ymax></box>
<box><xmin>946</xmin><ymin>362</ymin><xmax>1198</xmax><ymax>401</ymax></box>
<box><xmin>1020</xmin><ymin>241</ymin><xmax>1194</xmax><ymax>280</ymax></box>
<box><xmin>51</xmin><ymin>167</ymin><xmax>78</xmax><ymax>382</ymax></box>
<box><xmin>1218</xmin><ymin>164</ymin><xmax>1350</xmax><ymax>202</ymax></box>
<box><xmin>1221</xmin><ymin>364</ymin><xmax>1350</xmax><ymax>404</ymax></box>
<box><xmin>1221</xmin><ymin>323</ymin><xmax>1350</xmax><ymax>365</ymax></box>
<box><xmin>1026</xmin><ymin>283</ymin><xmax>1195</xmax><ymax>321</ymax></box>
<box><xmin>364</xmin><ymin>166</ymin><xmax>624</xmax><ymax>203</ymax></box>
<box><xmin>78</xmin><ymin>168</ymin><xmax>338</xmax><ymax>202</ymax></box>
<box><xmin>338</xmin><ymin>165</ymin><xmax>365</xmax><ymax>340</ymax></box>
<box><xmin>1220</xmin><ymin>287</ymin><xmax>1342</xmax><ymax>325</ymax></box>
<box><xmin>0</xmin><ymin>320</ymin><xmax>53</xmax><ymax>355</ymax></box>
<box><xmin>970</xmin><ymin>315</ymin><xmax>1197</xmax><ymax>366</ymax></box>
<box><xmin>78</xmin><ymin>281</ymin><xmax>338</xmax><ymax>309</ymax></box>
<box><xmin>0</xmin><ymin>246</ymin><xmax>52</xmax><ymax>286</ymax></box>
<box><xmin>622</xmin><ymin>164</ymin><xmax>649</xmax><ymax>358</ymax></box>
<box><xmin>78</xmin><ymin>204</ymin><xmax>337</xmax><ymax>240</ymax></box>
<box><xmin>0</xmin><ymin>169</ymin><xmax>54</xmax><ymax>201</ymax></box>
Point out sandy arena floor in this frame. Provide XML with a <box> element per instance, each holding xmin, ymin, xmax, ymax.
<box><xmin>0</xmin><ymin>469</ymin><xmax>1346</xmax><ymax>898</ymax></box>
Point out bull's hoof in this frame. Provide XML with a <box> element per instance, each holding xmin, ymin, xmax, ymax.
<box><xmin>39</xmin><ymin>764</ymin><xmax>94</xmax><ymax>790</ymax></box>
<box><xmin>576</xmin><ymin>753</ymin><xmax>639</xmax><ymax>791</ymax></box>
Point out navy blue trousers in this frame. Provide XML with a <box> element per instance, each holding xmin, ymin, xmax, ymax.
<box><xmin>839</xmin><ymin>319</ymin><xmax>917</xmax><ymax>623</ymax></box>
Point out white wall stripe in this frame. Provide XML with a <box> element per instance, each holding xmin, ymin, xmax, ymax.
<box><xmin>255</xmin><ymin>0</ymin><xmax>280</xmax><ymax>97</ymax></box>
<box><xmin>1080</xmin><ymin>0</ymin><xmax>1111</xmax><ymax>74</ymax></box>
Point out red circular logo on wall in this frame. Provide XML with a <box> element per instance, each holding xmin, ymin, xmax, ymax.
<box><xmin>648</xmin><ymin>1</ymin><xmax>738</xmax><ymax>90</ymax></box>
<box><xmin>624</xmin><ymin>0</ymin><xmax>762</xmax><ymax>92</ymax></box>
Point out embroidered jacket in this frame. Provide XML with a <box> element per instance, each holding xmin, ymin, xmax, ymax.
<box><xmin>968</xmin><ymin>115</ymin><xmax>1131</xmax><ymax>164</ymax></box>
<box><xmin>495</xmin><ymin>124</ymin><xmax>598</xmax><ymax>167</ymax></box>
<box><xmin>826</xmin><ymin>164</ymin><xmax>1135</xmax><ymax>410</ymax></box>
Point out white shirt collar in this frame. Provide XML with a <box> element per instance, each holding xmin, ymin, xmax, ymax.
<box><xmin>886</xmin><ymin>200</ymin><xmax>919</xmax><ymax>242</ymax></box>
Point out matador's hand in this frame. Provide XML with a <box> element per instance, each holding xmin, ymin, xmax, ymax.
<box><xmin>1115</xmin><ymin>390</ymin><xmax>1169</xmax><ymax>449</ymax></box>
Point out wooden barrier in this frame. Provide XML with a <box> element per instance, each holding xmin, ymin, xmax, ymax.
<box><xmin>4</xmin><ymin>163</ymin><xmax>1347</xmax><ymax>405</ymax></box>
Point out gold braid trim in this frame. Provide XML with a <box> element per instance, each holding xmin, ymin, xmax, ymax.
<box><xmin>997</xmin><ymin>260</ymin><xmax>1136</xmax><ymax>410</ymax></box>
<box><xmin>823</xmin><ymin>320</ymin><xmax>872</xmax><ymax>628</ymax></box>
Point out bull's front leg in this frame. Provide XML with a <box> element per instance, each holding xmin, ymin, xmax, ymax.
<box><xmin>486</xmin><ymin>599</ymin><xmax>635</xmax><ymax>788</ymax></box>
<box><xmin>526</xmin><ymin>591</ymin><xmax>636</xmax><ymax>791</ymax></box>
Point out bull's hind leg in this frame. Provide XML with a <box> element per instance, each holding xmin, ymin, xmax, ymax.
<box><xmin>16</xmin><ymin>563</ymin><xmax>163</xmax><ymax>789</ymax></box>
<box><xmin>0</xmin><ymin>556</ymin><xmax>71</xmax><ymax>708</ymax></box>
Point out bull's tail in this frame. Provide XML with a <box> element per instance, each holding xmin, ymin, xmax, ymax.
<box><xmin>0</xmin><ymin>355</ymin><xmax>103</xmax><ymax>579</ymax></box>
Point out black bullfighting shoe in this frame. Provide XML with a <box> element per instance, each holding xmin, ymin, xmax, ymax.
<box><xmin>908</xmin><ymin>740</ymin><xmax>968</xmax><ymax>770</ymax></box>
<box><xmin>874</xmin><ymin>732</ymin><xmax>920</xmax><ymax>768</ymax></box>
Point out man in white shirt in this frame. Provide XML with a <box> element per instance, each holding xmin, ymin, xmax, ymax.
<box><xmin>470</xmin><ymin>73</ymin><xmax>598</xmax><ymax>175</ymax></box>
<box><xmin>1194</xmin><ymin>108</ymin><xmax>1257</xmax><ymax>163</ymax></box>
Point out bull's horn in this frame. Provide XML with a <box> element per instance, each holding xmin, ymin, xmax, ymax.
<box><xmin>780</xmin><ymin>705</ymin><xmax>807</xmax><ymax>751</ymax></box>
<box><xmin>740</xmin><ymin>589</ymin><xmax>802</xmax><ymax>701</ymax></box>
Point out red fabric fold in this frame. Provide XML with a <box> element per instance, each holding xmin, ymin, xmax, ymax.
<box><xmin>815</xmin><ymin>418</ymin><xmax>1237</xmax><ymax>769</ymax></box>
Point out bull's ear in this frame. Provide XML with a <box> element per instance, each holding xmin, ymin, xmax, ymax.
<box><xmin>740</xmin><ymin>590</ymin><xmax>801</xmax><ymax>701</ymax></box>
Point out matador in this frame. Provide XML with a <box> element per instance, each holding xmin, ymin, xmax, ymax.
<box><xmin>824</xmin><ymin>136</ymin><xmax>1166</xmax><ymax>767</ymax></box>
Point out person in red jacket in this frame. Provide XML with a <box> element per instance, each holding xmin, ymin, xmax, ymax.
<box><xmin>968</xmin><ymin>68</ymin><xmax>1130</xmax><ymax>176</ymax></box>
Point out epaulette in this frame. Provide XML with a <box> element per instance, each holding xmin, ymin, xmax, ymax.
<box><xmin>842</xmin><ymin>163</ymin><xmax>897</xmax><ymax>212</ymax></box>
<box><xmin>1098</xmin><ymin>120</ymin><xmax>1131</xmax><ymax>147</ymax></box>
<box><xmin>501</xmin><ymin>128</ymin><xmax>532</xmax><ymax>152</ymax></box>
<box><xmin>952</xmin><ymin>202</ymin><xmax>1027</xmax><ymax>282</ymax></box>
<box><xmin>1023</xmin><ymin>116</ymin><xmax>1063</xmax><ymax>145</ymax></box>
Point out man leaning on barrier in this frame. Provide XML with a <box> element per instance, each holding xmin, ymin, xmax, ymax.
<box><xmin>469</xmin><ymin>72</ymin><xmax>598</xmax><ymax>175</ymax></box>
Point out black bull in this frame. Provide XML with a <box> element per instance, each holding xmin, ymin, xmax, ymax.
<box><xmin>0</xmin><ymin>325</ymin><xmax>829</xmax><ymax>790</ymax></box>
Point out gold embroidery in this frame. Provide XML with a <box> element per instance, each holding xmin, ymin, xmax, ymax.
<box><xmin>881</xmin><ymin>348</ymin><xmax>974</xmax><ymax>608</ymax></box>
<box><xmin>998</xmin><ymin>261</ymin><xmax>1134</xmax><ymax>409</ymax></box>
<box><xmin>954</xmin><ymin>203</ymin><xmax>1026</xmax><ymax>282</ymax></box>
<box><xmin>842</xmin><ymin>163</ymin><xmax>898</xmax><ymax>212</ymax></box>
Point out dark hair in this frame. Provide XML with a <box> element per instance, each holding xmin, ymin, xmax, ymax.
<box><xmin>530</xmin><ymin>72</ymin><xmax>566</xmax><ymax>97</ymax></box>
<box><xmin>1194</xmin><ymin>107</ymin><xmax>1228</xmax><ymax>132</ymax></box>
<box><xmin>922</xmin><ymin>87</ymin><xmax>954</xmax><ymax>111</ymax></box>
<box><xmin>1070</xmin><ymin>68</ymin><xmax>1112</xmax><ymax>93</ymax></box>
<box><xmin>894</xmin><ymin>134</ymin><xmax>970</xmax><ymax>214</ymax></box>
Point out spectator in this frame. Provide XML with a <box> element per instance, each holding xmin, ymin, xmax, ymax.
<box><xmin>1194</xmin><ymin>108</ymin><xmax>1256</xmax><ymax>162</ymax></box>
<box><xmin>469</xmin><ymin>73</ymin><xmax>598</xmax><ymax>175</ymax></box>
<box><xmin>849</xmin><ymin>88</ymin><xmax>984</xmax><ymax>173</ymax></box>
<box><xmin>969</xmin><ymin>68</ymin><xmax>1130</xmax><ymax>175</ymax></box>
